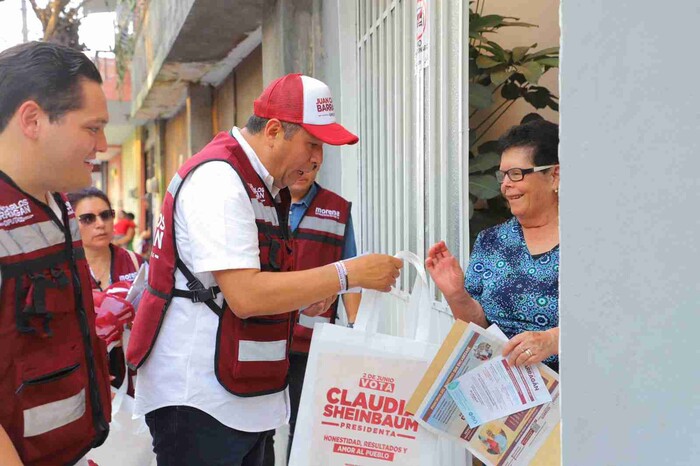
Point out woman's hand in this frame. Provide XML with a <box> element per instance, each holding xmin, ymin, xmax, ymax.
<box><xmin>425</xmin><ymin>241</ymin><xmax>466</xmax><ymax>299</ymax></box>
<box><xmin>301</xmin><ymin>295</ymin><xmax>338</xmax><ymax>317</ymax></box>
<box><xmin>502</xmin><ymin>328</ymin><xmax>559</xmax><ymax>366</ymax></box>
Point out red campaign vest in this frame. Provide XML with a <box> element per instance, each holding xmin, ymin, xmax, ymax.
<box><xmin>90</xmin><ymin>245</ymin><xmax>142</xmax><ymax>395</ymax></box>
<box><xmin>0</xmin><ymin>173</ymin><xmax>111</xmax><ymax>466</ymax></box>
<box><xmin>127</xmin><ymin>131</ymin><xmax>296</xmax><ymax>397</ymax></box>
<box><xmin>290</xmin><ymin>184</ymin><xmax>350</xmax><ymax>353</ymax></box>
<box><xmin>89</xmin><ymin>244</ymin><xmax>143</xmax><ymax>290</ymax></box>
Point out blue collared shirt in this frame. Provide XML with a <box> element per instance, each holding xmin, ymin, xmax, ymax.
<box><xmin>289</xmin><ymin>183</ymin><xmax>357</xmax><ymax>260</ymax></box>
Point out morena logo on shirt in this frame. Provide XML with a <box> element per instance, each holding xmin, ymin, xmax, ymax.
<box><xmin>315</xmin><ymin>207</ymin><xmax>340</xmax><ymax>220</ymax></box>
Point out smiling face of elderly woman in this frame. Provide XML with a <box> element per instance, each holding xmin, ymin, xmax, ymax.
<box><xmin>496</xmin><ymin>120</ymin><xmax>560</xmax><ymax>223</ymax></box>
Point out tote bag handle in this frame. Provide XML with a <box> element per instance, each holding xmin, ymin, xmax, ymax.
<box><xmin>354</xmin><ymin>251</ymin><xmax>432</xmax><ymax>342</ymax></box>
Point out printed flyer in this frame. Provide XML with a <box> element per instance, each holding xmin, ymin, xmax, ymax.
<box><xmin>308</xmin><ymin>352</ymin><xmax>430</xmax><ymax>466</ymax></box>
<box><xmin>406</xmin><ymin>321</ymin><xmax>561</xmax><ymax>466</ymax></box>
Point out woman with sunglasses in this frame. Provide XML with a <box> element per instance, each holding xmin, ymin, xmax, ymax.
<box><xmin>427</xmin><ymin>119</ymin><xmax>561</xmax><ymax>371</ymax></box>
<box><xmin>68</xmin><ymin>188</ymin><xmax>143</xmax><ymax>290</ymax></box>
<box><xmin>69</xmin><ymin>187</ymin><xmax>144</xmax><ymax>393</ymax></box>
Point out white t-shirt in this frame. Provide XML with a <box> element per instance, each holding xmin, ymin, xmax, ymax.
<box><xmin>134</xmin><ymin>127</ymin><xmax>290</xmax><ymax>432</ymax></box>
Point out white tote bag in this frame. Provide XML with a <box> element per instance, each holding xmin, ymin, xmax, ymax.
<box><xmin>289</xmin><ymin>252</ymin><xmax>469</xmax><ymax>466</ymax></box>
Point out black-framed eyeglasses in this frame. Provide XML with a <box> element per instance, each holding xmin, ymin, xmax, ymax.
<box><xmin>495</xmin><ymin>165</ymin><xmax>557</xmax><ymax>183</ymax></box>
<box><xmin>78</xmin><ymin>209</ymin><xmax>115</xmax><ymax>225</ymax></box>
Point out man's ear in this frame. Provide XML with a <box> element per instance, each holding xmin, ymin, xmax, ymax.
<box><xmin>263</xmin><ymin>118</ymin><xmax>284</xmax><ymax>145</ymax></box>
<box><xmin>551</xmin><ymin>165</ymin><xmax>560</xmax><ymax>190</ymax></box>
<box><xmin>15</xmin><ymin>100</ymin><xmax>45</xmax><ymax>140</ymax></box>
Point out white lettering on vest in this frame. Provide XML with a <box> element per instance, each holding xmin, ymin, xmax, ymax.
<box><xmin>0</xmin><ymin>199</ymin><xmax>33</xmax><ymax>227</ymax></box>
<box><xmin>153</xmin><ymin>213</ymin><xmax>166</xmax><ymax>250</ymax></box>
<box><xmin>315</xmin><ymin>207</ymin><xmax>340</xmax><ymax>220</ymax></box>
<box><xmin>248</xmin><ymin>183</ymin><xmax>265</xmax><ymax>202</ymax></box>
<box><xmin>118</xmin><ymin>272</ymin><xmax>138</xmax><ymax>282</ymax></box>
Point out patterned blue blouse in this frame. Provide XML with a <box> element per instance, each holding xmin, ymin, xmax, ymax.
<box><xmin>465</xmin><ymin>216</ymin><xmax>559</xmax><ymax>370</ymax></box>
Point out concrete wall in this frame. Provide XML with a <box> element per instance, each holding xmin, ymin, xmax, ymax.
<box><xmin>560</xmin><ymin>1</ymin><xmax>700</xmax><ymax>465</ymax></box>
<box><xmin>235</xmin><ymin>46</ymin><xmax>264</xmax><ymax>128</ymax></box>
<box><xmin>212</xmin><ymin>46</ymin><xmax>262</xmax><ymax>133</ymax></box>
<box><xmin>213</xmin><ymin>73</ymin><xmax>235</xmax><ymax>134</ymax></box>
<box><xmin>187</xmin><ymin>84</ymin><xmax>214</xmax><ymax>155</ymax></box>
<box><xmin>130</xmin><ymin>0</ymin><xmax>196</xmax><ymax>117</ymax></box>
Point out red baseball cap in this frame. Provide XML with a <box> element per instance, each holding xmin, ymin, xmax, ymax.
<box><xmin>253</xmin><ymin>74</ymin><xmax>359</xmax><ymax>146</ymax></box>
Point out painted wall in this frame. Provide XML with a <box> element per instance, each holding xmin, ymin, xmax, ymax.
<box><xmin>164</xmin><ymin>106</ymin><xmax>189</xmax><ymax>184</ymax></box>
<box><xmin>106</xmin><ymin>153</ymin><xmax>123</xmax><ymax>210</ymax></box>
<box><xmin>560</xmin><ymin>1</ymin><xmax>700</xmax><ymax>465</ymax></box>
<box><xmin>119</xmin><ymin>129</ymin><xmax>143</xmax><ymax>220</ymax></box>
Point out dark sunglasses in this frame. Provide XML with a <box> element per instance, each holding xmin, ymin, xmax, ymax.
<box><xmin>78</xmin><ymin>209</ymin><xmax>115</xmax><ymax>225</ymax></box>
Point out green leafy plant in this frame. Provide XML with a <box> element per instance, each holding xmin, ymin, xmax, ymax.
<box><xmin>468</xmin><ymin>0</ymin><xmax>559</xmax><ymax>240</ymax></box>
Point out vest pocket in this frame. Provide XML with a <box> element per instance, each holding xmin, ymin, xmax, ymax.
<box><xmin>15</xmin><ymin>343</ymin><xmax>91</xmax><ymax>462</ymax></box>
<box><xmin>216</xmin><ymin>311</ymin><xmax>292</xmax><ymax>395</ymax></box>
<box><xmin>233</xmin><ymin>315</ymin><xmax>290</xmax><ymax>379</ymax></box>
<box><xmin>15</xmin><ymin>265</ymin><xmax>76</xmax><ymax>337</ymax></box>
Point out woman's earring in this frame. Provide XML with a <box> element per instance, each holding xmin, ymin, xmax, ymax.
<box><xmin>554</xmin><ymin>188</ymin><xmax>559</xmax><ymax>194</ymax></box>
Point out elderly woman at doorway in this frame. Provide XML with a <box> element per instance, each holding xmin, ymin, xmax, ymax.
<box><xmin>427</xmin><ymin>119</ymin><xmax>560</xmax><ymax>371</ymax></box>
<box><xmin>69</xmin><ymin>188</ymin><xmax>144</xmax><ymax>388</ymax></box>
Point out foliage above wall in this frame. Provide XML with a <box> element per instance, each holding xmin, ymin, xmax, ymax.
<box><xmin>114</xmin><ymin>0</ymin><xmax>139</xmax><ymax>85</ymax></box>
<box><xmin>28</xmin><ymin>0</ymin><xmax>84</xmax><ymax>50</ymax></box>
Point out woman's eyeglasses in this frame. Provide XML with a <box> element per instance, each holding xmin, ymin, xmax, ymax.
<box><xmin>495</xmin><ymin>165</ymin><xmax>557</xmax><ymax>183</ymax></box>
<box><xmin>78</xmin><ymin>209</ymin><xmax>115</xmax><ymax>225</ymax></box>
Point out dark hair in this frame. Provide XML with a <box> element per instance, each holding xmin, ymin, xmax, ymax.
<box><xmin>0</xmin><ymin>41</ymin><xmax>103</xmax><ymax>133</ymax></box>
<box><xmin>126</xmin><ymin>213</ymin><xmax>135</xmax><ymax>220</ymax></box>
<box><xmin>67</xmin><ymin>187</ymin><xmax>112</xmax><ymax>211</ymax></box>
<box><xmin>497</xmin><ymin>119</ymin><xmax>559</xmax><ymax>166</ymax></box>
<box><xmin>246</xmin><ymin>115</ymin><xmax>301</xmax><ymax>140</ymax></box>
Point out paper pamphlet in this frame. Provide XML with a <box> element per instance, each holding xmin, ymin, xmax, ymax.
<box><xmin>406</xmin><ymin>321</ymin><xmax>560</xmax><ymax>466</ymax></box>
<box><xmin>446</xmin><ymin>355</ymin><xmax>552</xmax><ymax>428</ymax></box>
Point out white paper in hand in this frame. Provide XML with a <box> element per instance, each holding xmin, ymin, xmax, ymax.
<box><xmin>446</xmin><ymin>356</ymin><xmax>552</xmax><ymax>428</ymax></box>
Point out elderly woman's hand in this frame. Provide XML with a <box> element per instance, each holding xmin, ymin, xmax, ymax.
<box><xmin>502</xmin><ymin>328</ymin><xmax>559</xmax><ymax>366</ymax></box>
<box><xmin>426</xmin><ymin>241</ymin><xmax>466</xmax><ymax>299</ymax></box>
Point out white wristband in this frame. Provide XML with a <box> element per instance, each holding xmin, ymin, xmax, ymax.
<box><xmin>333</xmin><ymin>261</ymin><xmax>347</xmax><ymax>292</ymax></box>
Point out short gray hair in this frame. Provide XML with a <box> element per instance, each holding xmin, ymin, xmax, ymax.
<box><xmin>245</xmin><ymin>115</ymin><xmax>301</xmax><ymax>140</ymax></box>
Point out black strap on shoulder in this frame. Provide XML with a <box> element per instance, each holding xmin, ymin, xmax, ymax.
<box><xmin>172</xmin><ymin>259</ymin><xmax>224</xmax><ymax>318</ymax></box>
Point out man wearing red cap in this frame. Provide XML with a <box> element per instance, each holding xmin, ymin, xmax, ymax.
<box><xmin>128</xmin><ymin>74</ymin><xmax>403</xmax><ymax>465</ymax></box>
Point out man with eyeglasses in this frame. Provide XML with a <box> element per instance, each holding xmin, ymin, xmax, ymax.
<box><xmin>0</xmin><ymin>42</ymin><xmax>112</xmax><ymax>466</ymax></box>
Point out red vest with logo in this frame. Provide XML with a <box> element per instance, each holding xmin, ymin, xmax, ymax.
<box><xmin>89</xmin><ymin>245</ymin><xmax>142</xmax><ymax>290</ymax></box>
<box><xmin>290</xmin><ymin>184</ymin><xmax>350</xmax><ymax>353</ymax></box>
<box><xmin>0</xmin><ymin>173</ymin><xmax>111</xmax><ymax>466</ymax></box>
<box><xmin>127</xmin><ymin>132</ymin><xmax>296</xmax><ymax>397</ymax></box>
<box><xmin>90</xmin><ymin>245</ymin><xmax>142</xmax><ymax>395</ymax></box>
